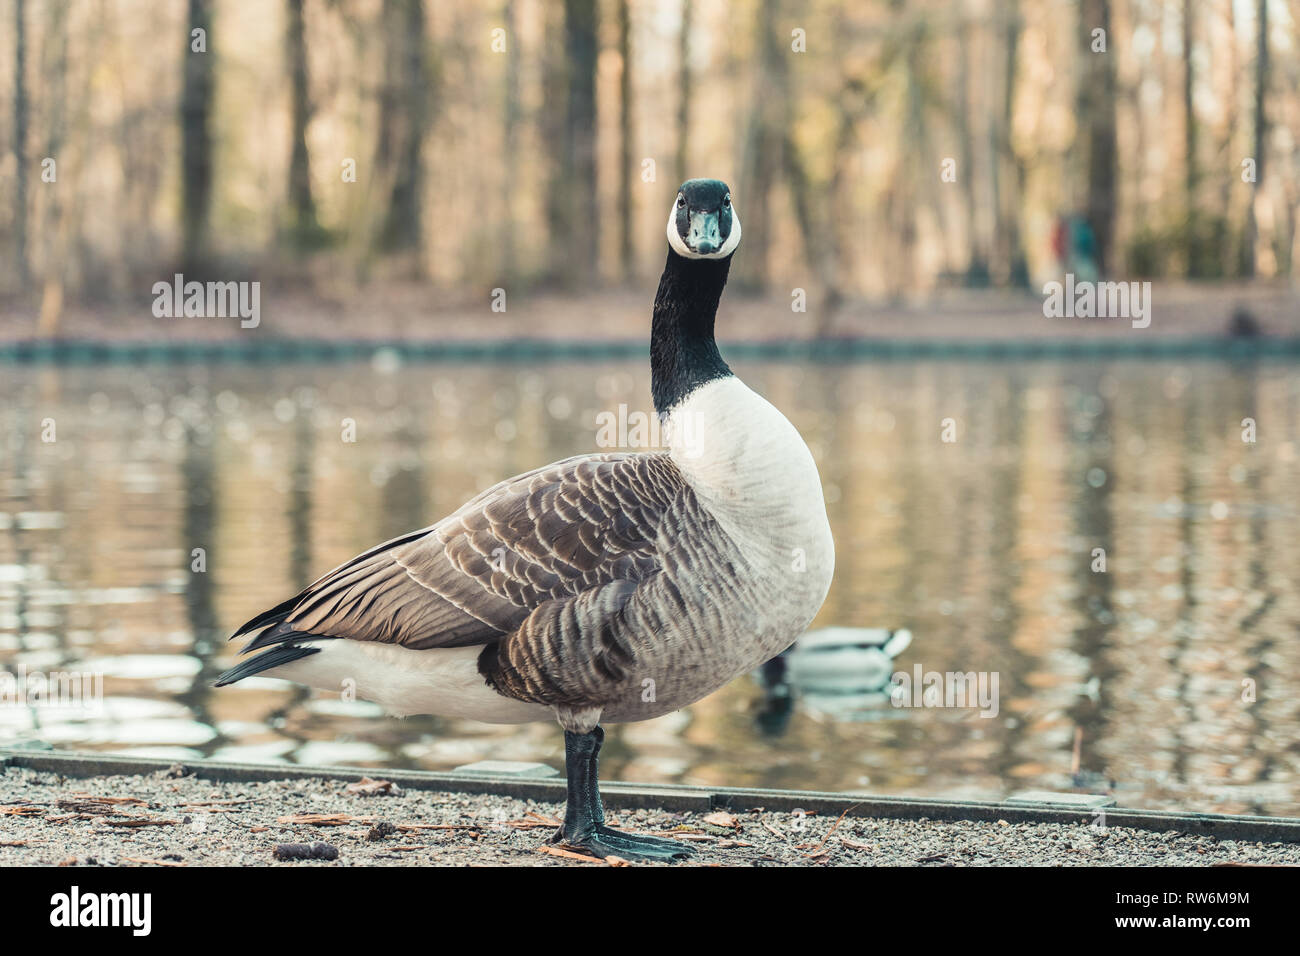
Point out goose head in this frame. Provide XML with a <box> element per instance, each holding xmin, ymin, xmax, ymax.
<box><xmin>666</xmin><ymin>179</ymin><xmax>741</xmax><ymax>260</ymax></box>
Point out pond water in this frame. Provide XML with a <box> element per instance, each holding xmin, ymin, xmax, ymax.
<box><xmin>1</xmin><ymin>354</ymin><xmax>1298</xmax><ymax>815</ymax></box>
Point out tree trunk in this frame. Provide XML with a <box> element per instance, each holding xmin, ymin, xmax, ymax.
<box><xmin>500</xmin><ymin>0</ymin><xmax>520</xmax><ymax>279</ymax></box>
<box><xmin>545</xmin><ymin>0</ymin><xmax>597</xmax><ymax>286</ymax></box>
<box><xmin>37</xmin><ymin>0</ymin><xmax>70</xmax><ymax>337</ymax></box>
<box><xmin>1076</xmin><ymin>0</ymin><xmax>1117</xmax><ymax>273</ymax></box>
<box><xmin>955</xmin><ymin>11</ymin><xmax>987</xmax><ymax>284</ymax></box>
<box><xmin>674</xmin><ymin>0</ymin><xmax>692</xmax><ymax>187</ymax></box>
<box><xmin>997</xmin><ymin>0</ymin><xmax>1027</xmax><ymax>286</ymax></box>
<box><xmin>181</xmin><ymin>0</ymin><xmax>215</xmax><ymax>273</ymax></box>
<box><xmin>286</xmin><ymin>0</ymin><xmax>320</xmax><ymax>242</ymax></box>
<box><xmin>1182</xmin><ymin>0</ymin><xmax>1197</xmax><ymax>215</ymax></box>
<box><xmin>617</xmin><ymin>0</ymin><xmax>634</xmax><ymax>280</ymax></box>
<box><xmin>376</xmin><ymin>0</ymin><xmax>429</xmax><ymax>257</ymax></box>
<box><xmin>1242</xmin><ymin>0</ymin><xmax>1268</xmax><ymax>277</ymax></box>
<box><xmin>736</xmin><ymin>0</ymin><xmax>784</xmax><ymax>292</ymax></box>
<box><xmin>13</xmin><ymin>0</ymin><xmax>29</xmax><ymax>288</ymax></box>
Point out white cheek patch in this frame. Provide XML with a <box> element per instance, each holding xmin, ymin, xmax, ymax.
<box><xmin>666</xmin><ymin>208</ymin><xmax>742</xmax><ymax>259</ymax></box>
<box><xmin>715</xmin><ymin>215</ymin><xmax>742</xmax><ymax>257</ymax></box>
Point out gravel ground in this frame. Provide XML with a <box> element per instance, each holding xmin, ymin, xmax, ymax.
<box><xmin>1</xmin><ymin>765</ymin><xmax>1297</xmax><ymax>867</ymax></box>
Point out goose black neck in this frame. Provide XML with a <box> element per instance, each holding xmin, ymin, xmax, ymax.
<box><xmin>651</xmin><ymin>250</ymin><xmax>733</xmax><ymax>415</ymax></box>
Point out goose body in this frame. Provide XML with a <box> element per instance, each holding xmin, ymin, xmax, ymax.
<box><xmin>218</xmin><ymin>179</ymin><xmax>834</xmax><ymax>860</ymax></box>
<box><xmin>242</xmin><ymin>378</ymin><xmax>831</xmax><ymax>726</ymax></box>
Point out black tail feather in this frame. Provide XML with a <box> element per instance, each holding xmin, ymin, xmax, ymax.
<box><xmin>213</xmin><ymin>643</ymin><xmax>322</xmax><ymax>686</ymax></box>
<box><xmin>241</xmin><ymin>620</ymin><xmax>322</xmax><ymax>655</ymax></box>
<box><xmin>229</xmin><ymin>526</ymin><xmax>433</xmax><ymax>641</ymax></box>
<box><xmin>231</xmin><ymin>595</ymin><xmax>302</xmax><ymax>640</ymax></box>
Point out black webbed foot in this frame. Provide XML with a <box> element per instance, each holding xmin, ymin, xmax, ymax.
<box><xmin>551</xmin><ymin>823</ymin><xmax>696</xmax><ymax>862</ymax></box>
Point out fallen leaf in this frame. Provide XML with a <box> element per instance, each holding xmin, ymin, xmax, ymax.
<box><xmin>346</xmin><ymin>777</ymin><xmax>400</xmax><ymax>796</ymax></box>
<box><xmin>702</xmin><ymin>811</ymin><xmax>739</xmax><ymax>828</ymax></box>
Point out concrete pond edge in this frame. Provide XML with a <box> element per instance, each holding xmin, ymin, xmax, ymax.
<box><xmin>4</xmin><ymin>748</ymin><xmax>1298</xmax><ymax>845</ymax></box>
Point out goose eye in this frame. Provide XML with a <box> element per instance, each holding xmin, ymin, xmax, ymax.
<box><xmin>677</xmin><ymin>195</ymin><xmax>685</xmax><ymax>208</ymax></box>
<box><xmin>723</xmin><ymin>194</ymin><xmax>731</xmax><ymax>207</ymax></box>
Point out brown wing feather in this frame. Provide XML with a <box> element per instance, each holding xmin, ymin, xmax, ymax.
<box><xmin>232</xmin><ymin>452</ymin><xmax>684</xmax><ymax>653</ymax></box>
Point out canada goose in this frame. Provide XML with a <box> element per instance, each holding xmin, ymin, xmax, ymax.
<box><xmin>216</xmin><ymin>179</ymin><xmax>835</xmax><ymax>861</ymax></box>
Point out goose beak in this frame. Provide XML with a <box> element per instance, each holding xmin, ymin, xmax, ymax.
<box><xmin>687</xmin><ymin>210</ymin><xmax>722</xmax><ymax>255</ymax></box>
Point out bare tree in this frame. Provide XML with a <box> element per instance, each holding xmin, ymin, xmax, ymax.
<box><xmin>954</xmin><ymin>9</ymin><xmax>987</xmax><ymax>283</ymax></box>
<box><xmin>674</xmin><ymin>0</ymin><xmax>693</xmax><ymax>187</ymax></box>
<box><xmin>375</xmin><ymin>0</ymin><xmax>429</xmax><ymax>256</ymax></box>
<box><xmin>286</xmin><ymin>0</ymin><xmax>321</xmax><ymax>243</ymax></box>
<box><xmin>13</xmin><ymin>0</ymin><xmax>29</xmax><ymax>288</ymax></box>
<box><xmin>545</xmin><ymin>0</ymin><xmax>597</xmax><ymax>286</ymax></box>
<box><xmin>736</xmin><ymin>0</ymin><xmax>785</xmax><ymax>291</ymax></box>
<box><xmin>617</xmin><ymin>0</ymin><xmax>634</xmax><ymax>280</ymax></box>
<box><xmin>1241</xmin><ymin>0</ymin><xmax>1268</xmax><ymax>276</ymax></box>
<box><xmin>36</xmin><ymin>0</ymin><xmax>70</xmax><ymax>336</ymax></box>
<box><xmin>1182</xmin><ymin>0</ymin><xmax>1198</xmax><ymax>215</ymax></box>
<box><xmin>995</xmin><ymin>0</ymin><xmax>1027</xmax><ymax>285</ymax></box>
<box><xmin>181</xmin><ymin>0</ymin><xmax>215</xmax><ymax>272</ymax></box>
<box><xmin>1076</xmin><ymin>0</ymin><xmax>1117</xmax><ymax>273</ymax></box>
<box><xmin>500</xmin><ymin>0</ymin><xmax>520</xmax><ymax>279</ymax></box>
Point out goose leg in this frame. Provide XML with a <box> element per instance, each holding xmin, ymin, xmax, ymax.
<box><xmin>551</xmin><ymin>727</ymin><xmax>696</xmax><ymax>862</ymax></box>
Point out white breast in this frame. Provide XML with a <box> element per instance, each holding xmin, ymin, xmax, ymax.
<box><xmin>665</xmin><ymin>376</ymin><xmax>835</xmax><ymax>610</ymax></box>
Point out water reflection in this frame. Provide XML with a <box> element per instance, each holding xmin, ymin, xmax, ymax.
<box><xmin>1</xmin><ymin>356</ymin><xmax>1297</xmax><ymax>815</ymax></box>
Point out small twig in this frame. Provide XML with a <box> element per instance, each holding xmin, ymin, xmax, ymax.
<box><xmin>276</xmin><ymin>813</ymin><xmax>366</xmax><ymax>826</ymax></box>
<box><xmin>102</xmin><ymin>818</ymin><xmax>181</xmax><ymax>828</ymax></box>
<box><xmin>537</xmin><ymin>844</ymin><xmax>606</xmax><ymax>864</ymax></box>
<box><xmin>761</xmin><ymin>821</ymin><xmax>789</xmax><ymax>842</ymax></box>
<box><xmin>644</xmin><ymin>831</ymin><xmax>717</xmax><ymax>842</ymax></box>
<box><xmin>493</xmin><ymin>819</ymin><xmax>555</xmax><ymax>830</ymax></box>
<box><xmin>805</xmin><ymin>804</ymin><xmax>860</xmax><ymax>858</ymax></box>
<box><xmin>68</xmin><ymin>794</ymin><xmax>148</xmax><ymax>806</ymax></box>
<box><xmin>394</xmin><ymin>822</ymin><xmax>481</xmax><ymax>832</ymax></box>
<box><xmin>537</xmin><ymin>845</ymin><xmax>630</xmax><ymax>866</ymax></box>
<box><xmin>120</xmin><ymin>857</ymin><xmax>186</xmax><ymax>867</ymax></box>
